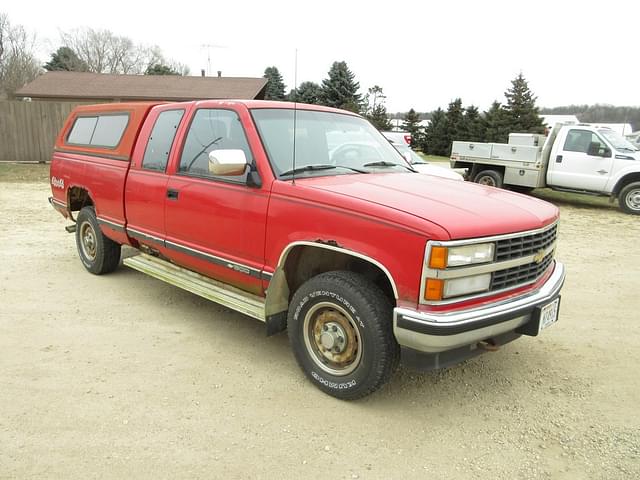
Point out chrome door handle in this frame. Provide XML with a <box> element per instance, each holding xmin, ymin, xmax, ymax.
<box><xmin>597</xmin><ymin>169</ymin><xmax>608</xmax><ymax>175</ymax></box>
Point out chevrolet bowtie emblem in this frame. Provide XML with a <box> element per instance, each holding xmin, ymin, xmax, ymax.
<box><xmin>533</xmin><ymin>249</ymin><xmax>545</xmax><ymax>264</ymax></box>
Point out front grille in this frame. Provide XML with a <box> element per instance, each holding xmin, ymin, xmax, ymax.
<box><xmin>495</xmin><ymin>224</ymin><xmax>557</xmax><ymax>261</ymax></box>
<box><xmin>491</xmin><ymin>252</ymin><xmax>554</xmax><ymax>291</ymax></box>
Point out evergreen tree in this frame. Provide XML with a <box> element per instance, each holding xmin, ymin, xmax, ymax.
<box><xmin>422</xmin><ymin>108</ymin><xmax>449</xmax><ymax>156</ymax></box>
<box><xmin>263</xmin><ymin>66</ymin><xmax>286</xmax><ymax>101</ymax></box>
<box><xmin>483</xmin><ymin>101</ymin><xmax>510</xmax><ymax>143</ymax></box>
<box><xmin>460</xmin><ymin>105</ymin><xmax>484</xmax><ymax>142</ymax></box>
<box><xmin>145</xmin><ymin>63</ymin><xmax>181</xmax><ymax>75</ymax></box>
<box><xmin>402</xmin><ymin>108</ymin><xmax>422</xmax><ymax>147</ymax></box>
<box><xmin>319</xmin><ymin>61</ymin><xmax>362</xmax><ymax>112</ymax></box>
<box><xmin>442</xmin><ymin>98</ymin><xmax>465</xmax><ymax>154</ymax></box>
<box><xmin>288</xmin><ymin>81</ymin><xmax>322</xmax><ymax>104</ymax></box>
<box><xmin>44</xmin><ymin>47</ymin><xmax>88</xmax><ymax>72</ymax></box>
<box><xmin>504</xmin><ymin>73</ymin><xmax>545</xmax><ymax>134</ymax></box>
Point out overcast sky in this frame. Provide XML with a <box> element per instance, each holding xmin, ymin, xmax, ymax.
<box><xmin>5</xmin><ymin>0</ymin><xmax>639</xmax><ymax>112</ymax></box>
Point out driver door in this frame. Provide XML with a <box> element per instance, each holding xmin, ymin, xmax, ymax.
<box><xmin>548</xmin><ymin>128</ymin><xmax>613</xmax><ymax>191</ymax></box>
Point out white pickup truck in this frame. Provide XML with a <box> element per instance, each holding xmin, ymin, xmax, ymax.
<box><xmin>450</xmin><ymin>123</ymin><xmax>640</xmax><ymax>214</ymax></box>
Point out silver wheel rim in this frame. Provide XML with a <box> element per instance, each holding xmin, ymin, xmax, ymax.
<box><xmin>79</xmin><ymin>221</ymin><xmax>97</xmax><ymax>260</ymax></box>
<box><xmin>625</xmin><ymin>188</ymin><xmax>640</xmax><ymax>211</ymax></box>
<box><xmin>303</xmin><ymin>302</ymin><xmax>362</xmax><ymax>376</ymax></box>
<box><xmin>478</xmin><ymin>175</ymin><xmax>496</xmax><ymax>187</ymax></box>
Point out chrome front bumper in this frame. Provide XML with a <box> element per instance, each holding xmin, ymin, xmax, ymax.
<box><xmin>393</xmin><ymin>261</ymin><xmax>566</xmax><ymax>354</ymax></box>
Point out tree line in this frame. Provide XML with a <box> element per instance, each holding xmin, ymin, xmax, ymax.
<box><xmin>402</xmin><ymin>74</ymin><xmax>546</xmax><ymax>156</ymax></box>
<box><xmin>263</xmin><ymin>63</ymin><xmax>393</xmax><ymax>131</ymax></box>
<box><xmin>0</xmin><ymin>12</ymin><xmax>189</xmax><ymax>99</ymax></box>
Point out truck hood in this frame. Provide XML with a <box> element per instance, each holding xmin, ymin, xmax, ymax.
<box><xmin>301</xmin><ymin>173</ymin><xmax>559</xmax><ymax>239</ymax></box>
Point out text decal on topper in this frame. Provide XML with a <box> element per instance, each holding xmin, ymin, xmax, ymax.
<box><xmin>51</xmin><ymin>177</ymin><xmax>65</xmax><ymax>189</ymax></box>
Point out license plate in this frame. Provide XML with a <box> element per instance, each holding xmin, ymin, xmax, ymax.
<box><xmin>538</xmin><ymin>298</ymin><xmax>560</xmax><ymax>333</ymax></box>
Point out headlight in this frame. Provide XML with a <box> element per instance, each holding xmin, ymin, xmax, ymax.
<box><xmin>428</xmin><ymin>243</ymin><xmax>495</xmax><ymax>269</ymax></box>
<box><xmin>443</xmin><ymin>273</ymin><xmax>491</xmax><ymax>298</ymax></box>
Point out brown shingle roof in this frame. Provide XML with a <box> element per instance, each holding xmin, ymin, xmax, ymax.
<box><xmin>14</xmin><ymin>72</ymin><xmax>268</xmax><ymax>101</ymax></box>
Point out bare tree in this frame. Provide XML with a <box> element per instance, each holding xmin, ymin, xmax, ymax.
<box><xmin>0</xmin><ymin>13</ymin><xmax>42</xmax><ymax>98</ymax></box>
<box><xmin>60</xmin><ymin>28</ymin><xmax>180</xmax><ymax>75</ymax></box>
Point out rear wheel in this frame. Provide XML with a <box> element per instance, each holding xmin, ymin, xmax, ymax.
<box><xmin>473</xmin><ymin>169</ymin><xmax>503</xmax><ymax>188</ymax></box>
<box><xmin>619</xmin><ymin>182</ymin><xmax>640</xmax><ymax>215</ymax></box>
<box><xmin>287</xmin><ymin>271</ymin><xmax>399</xmax><ymax>400</ymax></box>
<box><xmin>75</xmin><ymin>207</ymin><xmax>121</xmax><ymax>274</ymax></box>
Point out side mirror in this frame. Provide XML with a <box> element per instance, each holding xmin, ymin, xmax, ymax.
<box><xmin>587</xmin><ymin>142</ymin><xmax>610</xmax><ymax>158</ymax></box>
<box><xmin>208</xmin><ymin>149</ymin><xmax>248</xmax><ymax>176</ymax></box>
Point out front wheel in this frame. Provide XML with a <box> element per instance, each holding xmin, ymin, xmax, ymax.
<box><xmin>473</xmin><ymin>169</ymin><xmax>503</xmax><ymax>188</ymax></box>
<box><xmin>619</xmin><ymin>182</ymin><xmax>640</xmax><ymax>215</ymax></box>
<box><xmin>75</xmin><ymin>206</ymin><xmax>121</xmax><ymax>274</ymax></box>
<box><xmin>287</xmin><ymin>271</ymin><xmax>399</xmax><ymax>400</ymax></box>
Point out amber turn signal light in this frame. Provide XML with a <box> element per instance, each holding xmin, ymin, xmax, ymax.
<box><xmin>429</xmin><ymin>246</ymin><xmax>447</xmax><ymax>269</ymax></box>
<box><xmin>424</xmin><ymin>278</ymin><xmax>444</xmax><ymax>301</ymax></box>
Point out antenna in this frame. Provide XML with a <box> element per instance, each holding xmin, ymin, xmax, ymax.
<box><xmin>292</xmin><ymin>48</ymin><xmax>298</xmax><ymax>185</ymax></box>
<box><xmin>200</xmin><ymin>44</ymin><xmax>226</xmax><ymax>76</ymax></box>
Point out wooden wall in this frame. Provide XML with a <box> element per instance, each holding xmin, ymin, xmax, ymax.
<box><xmin>0</xmin><ymin>101</ymin><xmax>80</xmax><ymax>162</ymax></box>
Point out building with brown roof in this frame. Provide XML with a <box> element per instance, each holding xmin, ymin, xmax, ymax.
<box><xmin>14</xmin><ymin>71</ymin><xmax>268</xmax><ymax>102</ymax></box>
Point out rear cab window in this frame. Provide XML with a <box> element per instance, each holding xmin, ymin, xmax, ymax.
<box><xmin>66</xmin><ymin>114</ymin><xmax>129</xmax><ymax>149</ymax></box>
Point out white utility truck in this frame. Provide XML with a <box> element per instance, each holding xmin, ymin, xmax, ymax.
<box><xmin>450</xmin><ymin>123</ymin><xmax>640</xmax><ymax>215</ymax></box>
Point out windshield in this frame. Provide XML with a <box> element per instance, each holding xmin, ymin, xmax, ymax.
<box><xmin>598</xmin><ymin>129</ymin><xmax>638</xmax><ymax>151</ymax></box>
<box><xmin>251</xmin><ymin>109</ymin><xmax>411</xmax><ymax>177</ymax></box>
<box><xmin>392</xmin><ymin>143</ymin><xmax>427</xmax><ymax>164</ymax></box>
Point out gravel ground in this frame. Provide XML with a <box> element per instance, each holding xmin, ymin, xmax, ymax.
<box><xmin>1</xmin><ymin>178</ymin><xmax>639</xmax><ymax>479</ymax></box>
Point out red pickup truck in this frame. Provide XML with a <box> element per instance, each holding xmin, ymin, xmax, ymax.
<box><xmin>49</xmin><ymin>100</ymin><xmax>565</xmax><ymax>399</ymax></box>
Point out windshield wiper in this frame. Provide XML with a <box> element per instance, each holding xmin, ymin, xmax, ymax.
<box><xmin>280</xmin><ymin>164</ymin><xmax>368</xmax><ymax>177</ymax></box>
<box><xmin>617</xmin><ymin>147</ymin><xmax>637</xmax><ymax>152</ymax></box>
<box><xmin>363</xmin><ymin>161</ymin><xmax>416</xmax><ymax>172</ymax></box>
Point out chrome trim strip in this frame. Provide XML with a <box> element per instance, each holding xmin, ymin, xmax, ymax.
<box><xmin>97</xmin><ymin>217</ymin><xmax>125</xmax><ymax>233</ymax></box>
<box><xmin>429</xmin><ymin>221</ymin><xmax>558</xmax><ymax>247</ymax></box>
<box><xmin>165</xmin><ymin>240</ymin><xmax>266</xmax><ymax>281</ymax></box>
<box><xmin>126</xmin><ymin>227</ymin><xmax>165</xmax><ymax>245</ymax></box>
<box><xmin>275</xmin><ymin>240</ymin><xmax>398</xmax><ymax>299</ymax></box>
<box><xmin>393</xmin><ymin>262</ymin><xmax>565</xmax><ymax>353</ymax></box>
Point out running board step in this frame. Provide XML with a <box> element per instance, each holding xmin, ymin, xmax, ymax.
<box><xmin>123</xmin><ymin>253</ymin><xmax>266</xmax><ymax>321</ymax></box>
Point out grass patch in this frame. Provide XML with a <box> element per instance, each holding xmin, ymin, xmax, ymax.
<box><xmin>0</xmin><ymin>162</ymin><xmax>50</xmax><ymax>183</ymax></box>
<box><xmin>416</xmin><ymin>153</ymin><xmax>450</xmax><ymax>163</ymax></box>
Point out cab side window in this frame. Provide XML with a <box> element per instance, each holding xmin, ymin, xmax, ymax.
<box><xmin>142</xmin><ymin>109</ymin><xmax>185</xmax><ymax>172</ymax></box>
<box><xmin>178</xmin><ymin>109</ymin><xmax>253</xmax><ymax>182</ymax></box>
<box><xmin>563</xmin><ymin>129</ymin><xmax>606</xmax><ymax>155</ymax></box>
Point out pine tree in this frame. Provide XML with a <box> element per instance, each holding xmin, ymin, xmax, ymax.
<box><xmin>483</xmin><ymin>101</ymin><xmax>510</xmax><ymax>143</ymax></box>
<box><xmin>319</xmin><ymin>61</ymin><xmax>362</xmax><ymax>112</ymax></box>
<box><xmin>423</xmin><ymin>108</ymin><xmax>449</xmax><ymax>156</ymax></box>
<box><xmin>504</xmin><ymin>73</ymin><xmax>545</xmax><ymax>134</ymax></box>
<box><xmin>460</xmin><ymin>105</ymin><xmax>484</xmax><ymax>142</ymax></box>
<box><xmin>442</xmin><ymin>98</ymin><xmax>464</xmax><ymax>155</ymax></box>
<box><xmin>44</xmin><ymin>47</ymin><xmax>88</xmax><ymax>72</ymax></box>
<box><xmin>289</xmin><ymin>81</ymin><xmax>322</xmax><ymax>104</ymax></box>
<box><xmin>402</xmin><ymin>108</ymin><xmax>422</xmax><ymax>147</ymax></box>
<box><xmin>263</xmin><ymin>66</ymin><xmax>286</xmax><ymax>101</ymax></box>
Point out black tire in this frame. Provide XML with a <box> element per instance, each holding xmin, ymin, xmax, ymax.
<box><xmin>618</xmin><ymin>181</ymin><xmax>640</xmax><ymax>215</ymax></box>
<box><xmin>473</xmin><ymin>169</ymin><xmax>503</xmax><ymax>188</ymax></box>
<box><xmin>287</xmin><ymin>271</ymin><xmax>399</xmax><ymax>400</ymax></box>
<box><xmin>75</xmin><ymin>206</ymin><xmax>121</xmax><ymax>274</ymax></box>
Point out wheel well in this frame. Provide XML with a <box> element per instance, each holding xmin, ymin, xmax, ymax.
<box><xmin>470</xmin><ymin>165</ymin><xmax>505</xmax><ymax>180</ymax></box>
<box><xmin>67</xmin><ymin>187</ymin><xmax>94</xmax><ymax>212</ymax></box>
<box><xmin>613</xmin><ymin>173</ymin><xmax>640</xmax><ymax>196</ymax></box>
<box><xmin>265</xmin><ymin>244</ymin><xmax>397</xmax><ymax>320</ymax></box>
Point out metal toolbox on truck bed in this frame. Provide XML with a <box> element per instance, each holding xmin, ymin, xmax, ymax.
<box><xmin>491</xmin><ymin>144</ymin><xmax>540</xmax><ymax>162</ymax></box>
<box><xmin>451</xmin><ymin>141</ymin><xmax>492</xmax><ymax>159</ymax></box>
